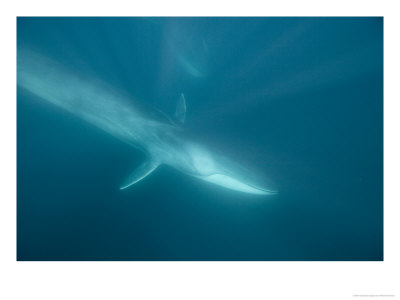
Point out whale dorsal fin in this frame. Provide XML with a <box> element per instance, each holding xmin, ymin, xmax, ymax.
<box><xmin>174</xmin><ymin>93</ymin><xmax>186</xmax><ymax>124</ymax></box>
<box><xmin>120</xmin><ymin>159</ymin><xmax>160</xmax><ymax>190</ymax></box>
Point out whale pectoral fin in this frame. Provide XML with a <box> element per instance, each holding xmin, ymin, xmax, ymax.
<box><xmin>174</xmin><ymin>93</ymin><xmax>186</xmax><ymax>124</ymax></box>
<box><xmin>119</xmin><ymin>159</ymin><xmax>160</xmax><ymax>190</ymax></box>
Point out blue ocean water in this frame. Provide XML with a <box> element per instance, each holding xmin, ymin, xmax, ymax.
<box><xmin>17</xmin><ymin>17</ymin><xmax>383</xmax><ymax>261</ymax></box>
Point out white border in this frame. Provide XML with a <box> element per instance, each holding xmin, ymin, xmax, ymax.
<box><xmin>1</xmin><ymin>1</ymin><xmax>399</xmax><ymax>299</ymax></box>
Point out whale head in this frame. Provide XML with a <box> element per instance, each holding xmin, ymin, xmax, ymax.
<box><xmin>183</xmin><ymin>143</ymin><xmax>277</xmax><ymax>196</ymax></box>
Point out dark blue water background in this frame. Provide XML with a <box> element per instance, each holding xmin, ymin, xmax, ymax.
<box><xmin>17</xmin><ymin>17</ymin><xmax>383</xmax><ymax>260</ymax></box>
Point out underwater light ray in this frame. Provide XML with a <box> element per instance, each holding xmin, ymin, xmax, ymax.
<box><xmin>197</xmin><ymin>41</ymin><xmax>381</xmax><ymax>120</ymax></box>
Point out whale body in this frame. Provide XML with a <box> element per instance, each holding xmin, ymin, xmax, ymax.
<box><xmin>18</xmin><ymin>50</ymin><xmax>277</xmax><ymax>196</ymax></box>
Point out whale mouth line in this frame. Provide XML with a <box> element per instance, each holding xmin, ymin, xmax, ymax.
<box><xmin>197</xmin><ymin>173</ymin><xmax>277</xmax><ymax>195</ymax></box>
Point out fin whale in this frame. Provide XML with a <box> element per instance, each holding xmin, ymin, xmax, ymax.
<box><xmin>18</xmin><ymin>50</ymin><xmax>277</xmax><ymax>196</ymax></box>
